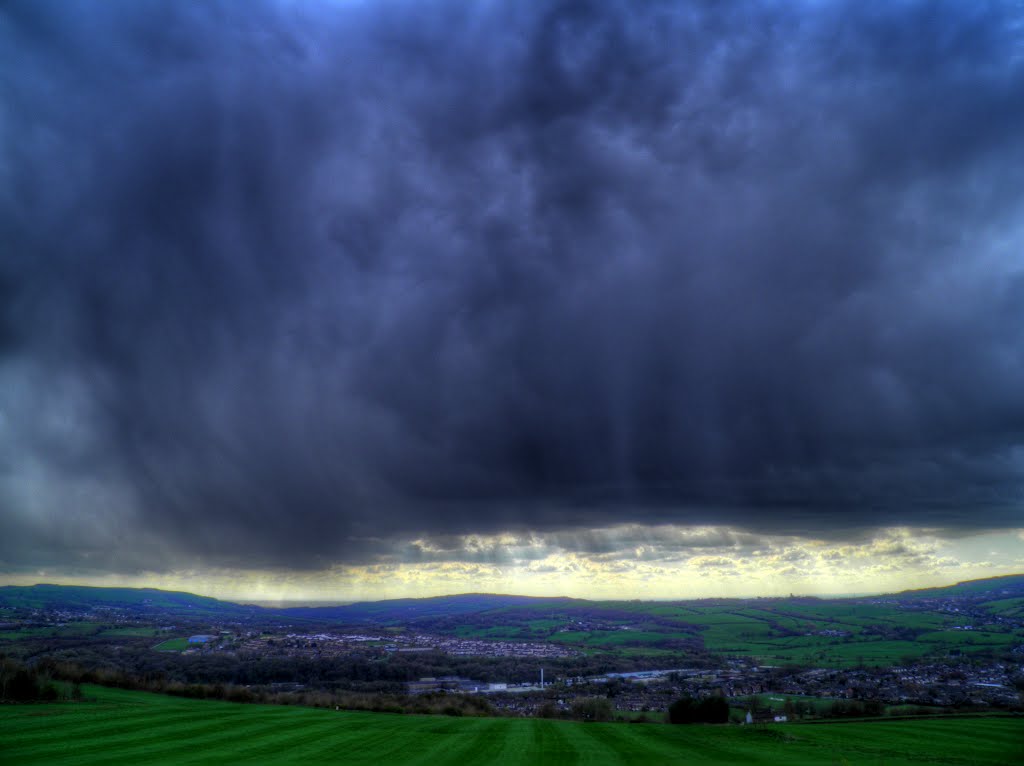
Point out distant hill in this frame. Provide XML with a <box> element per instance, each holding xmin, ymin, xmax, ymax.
<box><xmin>879</xmin><ymin>574</ymin><xmax>1024</xmax><ymax>601</ymax></box>
<box><xmin>3</xmin><ymin>575</ymin><xmax>1022</xmax><ymax>622</ymax></box>
<box><xmin>277</xmin><ymin>593</ymin><xmax>580</xmax><ymax>623</ymax></box>
<box><xmin>0</xmin><ymin>585</ymin><xmax>575</xmax><ymax>623</ymax></box>
<box><xmin>0</xmin><ymin>584</ymin><xmax>257</xmax><ymax>617</ymax></box>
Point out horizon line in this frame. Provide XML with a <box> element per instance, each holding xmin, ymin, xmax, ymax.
<box><xmin>5</xmin><ymin>572</ymin><xmax>1022</xmax><ymax>605</ymax></box>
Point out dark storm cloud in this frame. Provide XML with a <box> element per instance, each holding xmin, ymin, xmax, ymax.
<box><xmin>2</xmin><ymin>0</ymin><xmax>1024</xmax><ymax>572</ymax></box>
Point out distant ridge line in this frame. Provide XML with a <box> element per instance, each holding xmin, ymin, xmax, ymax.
<box><xmin>2</xmin><ymin>573</ymin><xmax>1022</xmax><ymax>610</ymax></box>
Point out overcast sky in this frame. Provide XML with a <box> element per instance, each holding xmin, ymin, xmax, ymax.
<box><xmin>2</xmin><ymin>0</ymin><xmax>1023</xmax><ymax>600</ymax></box>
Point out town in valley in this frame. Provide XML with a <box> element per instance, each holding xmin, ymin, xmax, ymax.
<box><xmin>3</xmin><ymin>576</ymin><xmax>1022</xmax><ymax>723</ymax></box>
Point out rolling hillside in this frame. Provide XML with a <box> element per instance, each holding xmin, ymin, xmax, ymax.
<box><xmin>3</xmin><ymin>577</ymin><xmax>1022</xmax><ymax>667</ymax></box>
<box><xmin>5</xmin><ymin>574</ymin><xmax>1023</xmax><ymax>621</ymax></box>
<box><xmin>877</xmin><ymin>574</ymin><xmax>1024</xmax><ymax>601</ymax></box>
<box><xmin>0</xmin><ymin>585</ymin><xmax>256</xmax><ymax>617</ymax></box>
<box><xmin>279</xmin><ymin>593</ymin><xmax>581</xmax><ymax>623</ymax></box>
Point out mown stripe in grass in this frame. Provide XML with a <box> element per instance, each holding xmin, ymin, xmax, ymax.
<box><xmin>125</xmin><ymin>713</ymin><xmax>347</xmax><ymax>765</ymax></box>
<box><xmin>579</xmin><ymin>723</ymin><xmax>690</xmax><ymax>764</ymax></box>
<box><xmin>285</xmin><ymin>717</ymin><xmax>427</xmax><ymax>766</ymax></box>
<box><xmin>1</xmin><ymin>705</ymin><xmax>204</xmax><ymax>748</ymax></box>
<box><xmin>8</xmin><ymin>708</ymin><xmax>260</xmax><ymax>765</ymax></box>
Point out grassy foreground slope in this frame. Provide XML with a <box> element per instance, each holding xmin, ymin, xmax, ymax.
<box><xmin>1</xmin><ymin>687</ymin><xmax>1021</xmax><ymax>765</ymax></box>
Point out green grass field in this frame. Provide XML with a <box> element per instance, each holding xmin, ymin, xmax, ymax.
<box><xmin>153</xmin><ymin>637</ymin><xmax>191</xmax><ymax>651</ymax></box>
<box><xmin>0</xmin><ymin>622</ymin><xmax>103</xmax><ymax>641</ymax></box>
<box><xmin>0</xmin><ymin>623</ymin><xmax>160</xmax><ymax>641</ymax></box>
<box><xmin>1</xmin><ymin>686</ymin><xmax>1020</xmax><ymax>765</ymax></box>
<box><xmin>984</xmin><ymin>597</ymin><xmax>1024</xmax><ymax>617</ymax></box>
<box><xmin>99</xmin><ymin>626</ymin><xmax>161</xmax><ymax>638</ymax></box>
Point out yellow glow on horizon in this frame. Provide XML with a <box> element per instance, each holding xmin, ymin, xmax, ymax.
<box><xmin>5</xmin><ymin>526</ymin><xmax>1022</xmax><ymax>603</ymax></box>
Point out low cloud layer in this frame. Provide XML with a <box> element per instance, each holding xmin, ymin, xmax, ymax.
<box><xmin>2</xmin><ymin>1</ymin><xmax>1024</xmax><ymax>576</ymax></box>
<box><xmin>12</xmin><ymin>525</ymin><xmax>1021</xmax><ymax>602</ymax></box>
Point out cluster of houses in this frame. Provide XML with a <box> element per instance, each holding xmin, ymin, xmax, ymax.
<box><xmin>397</xmin><ymin>633</ymin><xmax>578</xmax><ymax>658</ymax></box>
<box><xmin>416</xmin><ymin>657</ymin><xmax>1023</xmax><ymax>718</ymax></box>
<box><xmin>224</xmin><ymin>630</ymin><xmax>578</xmax><ymax>660</ymax></box>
